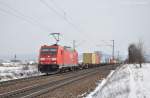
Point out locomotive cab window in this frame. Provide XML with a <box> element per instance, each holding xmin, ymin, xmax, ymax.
<box><xmin>41</xmin><ymin>48</ymin><xmax>57</xmax><ymax>55</ymax></box>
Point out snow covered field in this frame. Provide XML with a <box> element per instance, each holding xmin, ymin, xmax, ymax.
<box><xmin>86</xmin><ymin>63</ymin><xmax>150</xmax><ymax>98</ymax></box>
<box><xmin>0</xmin><ymin>65</ymin><xmax>42</xmax><ymax>82</ymax></box>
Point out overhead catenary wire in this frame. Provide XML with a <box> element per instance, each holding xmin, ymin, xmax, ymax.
<box><xmin>49</xmin><ymin>0</ymin><xmax>83</xmax><ymax>31</ymax></box>
<box><xmin>40</xmin><ymin>0</ymin><xmax>83</xmax><ymax>33</ymax></box>
<box><xmin>50</xmin><ymin>0</ymin><xmax>79</xmax><ymax>25</ymax></box>
<box><xmin>48</xmin><ymin>0</ymin><xmax>87</xmax><ymax>44</ymax></box>
<box><xmin>49</xmin><ymin>0</ymin><xmax>67</xmax><ymax>16</ymax></box>
<box><xmin>0</xmin><ymin>0</ymin><xmax>94</xmax><ymax>51</ymax></box>
<box><xmin>39</xmin><ymin>0</ymin><xmax>98</xmax><ymax>50</ymax></box>
<box><xmin>51</xmin><ymin>0</ymin><xmax>90</xmax><ymax>44</ymax></box>
<box><xmin>49</xmin><ymin>2</ymin><xmax>94</xmax><ymax>49</ymax></box>
<box><xmin>0</xmin><ymin>1</ymin><xmax>52</xmax><ymax>32</ymax></box>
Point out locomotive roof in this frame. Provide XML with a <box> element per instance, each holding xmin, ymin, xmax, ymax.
<box><xmin>64</xmin><ymin>46</ymin><xmax>75</xmax><ymax>51</ymax></box>
<box><xmin>42</xmin><ymin>44</ymin><xmax>76</xmax><ymax>51</ymax></box>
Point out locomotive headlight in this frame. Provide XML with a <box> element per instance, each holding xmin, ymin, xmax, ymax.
<box><xmin>51</xmin><ymin>58</ymin><xmax>56</xmax><ymax>61</ymax></box>
<box><xmin>53</xmin><ymin>62</ymin><xmax>56</xmax><ymax>64</ymax></box>
<box><xmin>40</xmin><ymin>58</ymin><xmax>45</xmax><ymax>60</ymax></box>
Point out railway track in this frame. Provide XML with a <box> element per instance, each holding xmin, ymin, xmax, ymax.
<box><xmin>0</xmin><ymin>70</ymin><xmax>83</xmax><ymax>94</ymax></box>
<box><xmin>0</xmin><ymin>75</ymin><xmax>45</xmax><ymax>87</ymax></box>
<box><xmin>0</xmin><ymin>64</ymin><xmax>118</xmax><ymax>98</ymax></box>
<box><xmin>0</xmin><ymin>64</ymin><xmax>113</xmax><ymax>89</ymax></box>
<box><xmin>0</xmin><ymin>71</ymin><xmax>68</xmax><ymax>88</ymax></box>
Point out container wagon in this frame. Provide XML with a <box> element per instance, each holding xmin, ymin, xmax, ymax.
<box><xmin>82</xmin><ymin>53</ymin><xmax>100</xmax><ymax>68</ymax></box>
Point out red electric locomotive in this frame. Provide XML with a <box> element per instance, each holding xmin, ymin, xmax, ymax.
<box><xmin>38</xmin><ymin>44</ymin><xmax>78</xmax><ymax>73</ymax></box>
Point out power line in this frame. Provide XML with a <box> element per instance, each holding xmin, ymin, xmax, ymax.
<box><xmin>40</xmin><ymin>0</ymin><xmax>82</xmax><ymax>33</ymax></box>
<box><xmin>40</xmin><ymin>0</ymin><xmax>115</xmax><ymax>53</ymax></box>
<box><xmin>50</xmin><ymin>0</ymin><xmax>66</xmax><ymax>16</ymax></box>
<box><xmin>97</xmin><ymin>40</ymin><xmax>115</xmax><ymax>59</ymax></box>
<box><xmin>49</xmin><ymin>0</ymin><xmax>82</xmax><ymax>30</ymax></box>
<box><xmin>49</xmin><ymin>0</ymin><xmax>77</xmax><ymax>25</ymax></box>
<box><xmin>40</xmin><ymin>0</ymin><xmax>65</xmax><ymax>19</ymax></box>
<box><xmin>0</xmin><ymin>1</ymin><xmax>52</xmax><ymax>32</ymax></box>
<box><xmin>40</xmin><ymin>0</ymin><xmax>93</xmax><ymax>48</ymax></box>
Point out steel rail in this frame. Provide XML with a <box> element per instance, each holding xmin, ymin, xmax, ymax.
<box><xmin>0</xmin><ymin>63</ymin><xmax>114</xmax><ymax>87</ymax></box>
<box><xmin>0</xmin><ymin>68</ymin><xmax>78</xmax><ymax>88</ymax></box>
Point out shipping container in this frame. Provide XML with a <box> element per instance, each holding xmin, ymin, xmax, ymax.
<box><xmin>92</xmin><ymin>53</ymin><xmax>96</xmax><ymax>64</ymax></box>
<box><xmin>83</xmin><ymin>53</ymin><xmax>93</xmax><ymax>64</ymax></box>
<box><xmin>83</xmin><ymin>53</ymin><xmax>100</xmax><ymax>64</ymax></box>
<box><xmin>94</xmin><ymin>51</ymin><xmax>101</xmax><ymax>64</ymax></box>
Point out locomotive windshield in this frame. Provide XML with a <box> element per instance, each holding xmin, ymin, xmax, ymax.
<box><xmin>41</xmin><ymin>47</ymin><xmax>57</xmax><ymax>55</ymax></box>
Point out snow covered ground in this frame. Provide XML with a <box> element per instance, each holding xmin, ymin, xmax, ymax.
<box><xmin>86</xmin><ymin>63</ymin><xmax>150</xmax><ymax>98</ymax></box>
<box><xmin>0</xmin><ymin>65</ymin><xmax>42</xmax><ymax>82</ymax></box>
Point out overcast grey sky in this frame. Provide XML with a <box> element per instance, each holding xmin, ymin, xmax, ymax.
<box><xmin>0</xmin><ymin>0</ymin><xmax>150</xmax><ymax>59</ymax></box>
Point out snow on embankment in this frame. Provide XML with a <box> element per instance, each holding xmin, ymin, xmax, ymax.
<box><xmin>0</xmin><ymin>65</ymin><xmax>42</xmax><ymax>82</ymax></box>
<box><xmin>86</xmin><ymin>64</ymin><xmax>150</xmax><ymax>98</ymax></box>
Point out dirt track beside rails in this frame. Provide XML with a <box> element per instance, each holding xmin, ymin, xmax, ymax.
<box><xmin>38</xmin><ymin>65</ymin><xmax>117</xmax><ymax>98</ymax></box>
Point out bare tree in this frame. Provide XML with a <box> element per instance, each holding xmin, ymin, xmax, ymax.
<box><xmin>137</xmin><ymin>40</ymin><xmax>145</xmax><ymax>67</ymax></box>
<box><xmin>128</xmin><ymin>41</ymin><xmax>145</xmax><ymax>68</ymax></box>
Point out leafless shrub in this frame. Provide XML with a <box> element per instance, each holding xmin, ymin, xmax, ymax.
<box><xmin>22</xmin><ymin>65</ymin><xmax>29</xmax><ymax>70</ymax></box>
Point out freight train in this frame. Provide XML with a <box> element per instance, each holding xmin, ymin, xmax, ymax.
<box><xmin>38</xmin><ymin>43</ymin><xmax>120</xmax><ymax>74</ymax></box>
<box><xmin>39</xmin><ymin>30</ymin><xmax>118</xmax><ymax>73</ymax></box>
<box><xmin>38</xmin><ymin>43</ymin><xmax>102</xmax><ymax>73</ymax></box>
<box><xmin>38</xmin><ymin>33</ymin><xmax>118</xmax><ymax>74</ymax></box>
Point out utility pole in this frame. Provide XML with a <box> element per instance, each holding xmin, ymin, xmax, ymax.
<box><xmin>112</xmin><ymin>40</ymin><xmax>115</xmax><ymax>60</ymax></box>
<box><xmin>14</xmin><ymin>54</ymin><xmax>16</xmax><ymax>61</ymax></box>
<box><xmin>117</xmin><ymin>51</ymin><xmax>120</xmax><ymax>63</ymax></box>
<box><xmin>73</xmin><ymin>40</ymin><xmax>76</xmax><ymax>50</ymax></box>
<box><xmin>96</xmin><ymin>40</ymin><xmax>115</xmax><ymax>60</ymax></box>
<box><xmin>117</xmin><ymin>51</ymin><xmax>119</xmax><ymax>58</ymax></box>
